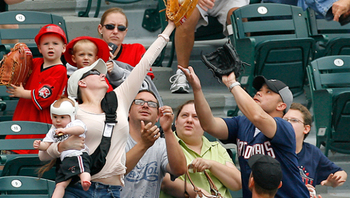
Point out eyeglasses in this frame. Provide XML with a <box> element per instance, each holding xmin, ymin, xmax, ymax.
<box><xmin>80</xmin><ymin>69</ymin><xmax>101</xmax><ymax>80</ymax></box>
<box><xmin>103</xmin><ymin>24</ymin><xmax>127</xmax><ymax>31</ymax></box>
<box><xmin>133</xmin><ymin>99</ymin><xmax>158</xmax><ymax>108</ymax></box>
<box><xmin>283</xmin><ymin>118</ymin><xmax>305</xmax><ymax>124</ymax></box>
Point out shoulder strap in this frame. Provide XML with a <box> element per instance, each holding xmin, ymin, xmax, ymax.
<box><xmin>90</xmin><ymin>91</ymin><xmax>118</xmax><ymax>175</ymax></box>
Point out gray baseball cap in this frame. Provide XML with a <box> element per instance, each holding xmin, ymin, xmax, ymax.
<box><xmin>67</xmin><ymin>58</ymin><xmax>107</xmax><ymax>99</ymax></box>
<box><xmin>253</xmin><ymin>76</ymin><xmax>293</xmax><ymax>113</ymax></box>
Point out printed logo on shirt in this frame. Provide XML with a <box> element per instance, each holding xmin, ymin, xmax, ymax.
<box><xmin>125</xmin><ymin>161</ymin><xmax>159</xmax><ymax>182</ymax></box>
<box><xmin>68</xmin><ymin>166</ymin><xmax>76</xmax><ymax>173</ymax></box>
<box><xmin>38</xmin><ymin>85</ymin><xmax>52</xmax><ymax>98</ymax></box>
<box><xmin>299</xmin><ymin>166</ymin><xmax>314</xmax><ymax>185</ymax></box>
<box><xmin>237</xmin><ymin>139</ymin><xmax>276</xmax><ymax>159</ymax></box>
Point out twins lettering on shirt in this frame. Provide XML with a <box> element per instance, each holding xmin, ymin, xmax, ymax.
<box><xmin>237</xmin><ymin>139</ymin><xmax>276</xmax><ymax>159</ymax></box>
<box><xmin>126</xmin><ymin>161</ymin><xmax>159</xmax><ymax>182</ymax></box>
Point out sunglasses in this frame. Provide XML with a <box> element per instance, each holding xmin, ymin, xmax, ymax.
<box><xmin>133</xmin><ymin>99</ymin><xmax>158</xmax><ymax>108</ymax></box>
<box><xmin>103</xmin><ymin>24</ymin><xmax>127</xmax><ymax>31</ymax></box>
<box><xmin>80</xmin><ymin>69</ymin><xmax>101</xmax><ymax>80</ymax></box>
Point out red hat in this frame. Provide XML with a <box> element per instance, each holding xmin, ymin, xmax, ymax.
<box><xmin>64</xmin><ymin>36</ymin><xmax>109</xmax><ymax>67</ymax></box>
<box><xmin>35</xmin><ymin>24</ymin><xmax>67</xmax><ymax>45</ymax></box>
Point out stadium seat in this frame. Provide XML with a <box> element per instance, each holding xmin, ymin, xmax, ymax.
<box><xmin>307</xmin><ymin>8</ymin><xmax>350</xmax><ymax>59</ymax></box>
<box><xmin>230</xmin><ymin>3</ymin><xmax>315</xmax><ymax>98</ymax></box>
<box><xmin>0</xmin><ymin>176</ymin><xmax>55</xmax><ymax>197</ymax></box>
<box><xmin>78</xmin><ymin>0</ymin><xmax>142</xmax><ymax>18</ymax></box>
<box><xmin>1</xmin><ymin>155</ymin><xmax>56</xmax><ymax>180</ymax></box>
<box><xmin>0</xmin><ymin>121</ymin><xmax>51</xmax><ymax>165</ymax></box>
<box><xmin>0</xmin><ymin>86</ymin><xmax>19</xmax><ymax>122</ymax></box>
<box><xmin>306</xmin><ymin>55</ymin><xmax>350</xmax><ymax>156</ymax></box>
<box><xmin>0</xmin><ymin>11</ymin><xmax>68</xmax><ymax>59</ymax></box>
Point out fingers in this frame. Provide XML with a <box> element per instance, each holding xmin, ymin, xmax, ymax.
<box><xmin>160</xmin><ymin>106</ymin><xmax>174</xmax><ymax>116</ymax></box>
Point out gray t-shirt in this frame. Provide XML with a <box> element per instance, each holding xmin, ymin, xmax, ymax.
<box><xmin>121</xmin><ymin>136</ymin><xmax>169</xmax><ymax>198</ymax></box>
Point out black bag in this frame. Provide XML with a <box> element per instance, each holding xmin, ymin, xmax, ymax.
<box><xmin>90</xmin><ymin>91</ymin><xmax>118</xmax><ymax>175</ymax></box>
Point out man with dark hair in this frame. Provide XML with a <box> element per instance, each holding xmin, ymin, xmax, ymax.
<box><xmin>248</xmin><ymin>154</ymin><xmax>282</xmax><ymax>198</ymax></box>
<box><xmin>121</xmin><ymin>90</ymin><xmax>186</xmax><ymax>197</ymax></box>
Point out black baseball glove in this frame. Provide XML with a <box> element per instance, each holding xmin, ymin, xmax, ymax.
<box><xmin>201</xmin><ymin>41</ymin><xmax>249</xmax><ymax>82</ymax></box>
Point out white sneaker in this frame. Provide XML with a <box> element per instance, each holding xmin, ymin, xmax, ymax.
<box><xmin>169</xmin><ymin>69</ymin><xmax>190</xmax><ymax>93</ymax></box>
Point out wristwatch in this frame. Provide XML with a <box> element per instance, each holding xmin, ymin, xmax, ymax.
<box><xmin>228</xmin><ymin>81</ymin><xmax>240</xmax><ymax>92</ymax></box>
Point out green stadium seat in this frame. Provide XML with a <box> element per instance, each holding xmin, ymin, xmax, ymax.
<box><xmin>1</xmin><ymin>155</ymin><xmax>56</xmax><ymax>180</ymax></box>
<box><xmin>230</xmin><ymin>3</ymin><xmax>315</xmax><ymax>98</ymax></box>
<box><xmin>0</xmin><ymin>121</ymin><xmax>51</xmax><ymax>165</ymax></box>
<box><xmin>0</xmin><ymin>11</ymin><xmax>68</xmax><ymax>59</ymax></box>
<box><xmin>306</xmin><ymin>55</ymin><xmax>350</xmax><ymax>156</ymax></box>
<box><xmin>0</xmin><ymin>176</ymin><xmax>55</xmax><ymax>197</ymax></box>
<box><xmin>307</xmin><ymin>8</ymin><xmax>350</xmax><ymax>59</ymax></box>
<box><xmin>0</xmin><ymin>86</ymin><xmax>19</xmax><ymax>122</ymax></box>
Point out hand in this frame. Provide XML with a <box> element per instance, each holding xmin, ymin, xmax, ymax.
<box><xmin>321</xmin><ymin>173</ymin><xmax>346</xmax><ymax>187</ymax></box>
<box><xmin>55</xmin><ymin>128</ymin><xmax>66</xmax><ymax>136</ymax></box>
<box><xmin>159</xmin><ymin>106</ymin><xmax>174</xmax><ymax>133</ymax></box>
<box><xmin>33</xmin><ymin>140</ymin><xmax>41</xmax><ymax>149</ymax></box>
<box><xmin>198</xmin><ymin>0</ymin><xmax>215</xmax><ymax>11</ymax></box>
<box><xmin>189</xmin><ymin>158</ymin><xmax>212</xmax><ymax>173</ymax></box>
<box><xmin>332</xmin><ymin>0</ymin><xmax>350</xmax><ymax>21</ymax></box>
<box><xmin>222</xmin><ymin>71</ymin><xmax>237</xmax><ymax>89</ymax></box>
<box><xmin>58</xmin><ymin>135</ymin><xmax>84</xmax><ymax>152</ymax></box>
<box><xmin>106</xmin><ymin>61</ymin><xmax>114</xmax><ymax>74</ymax></box>
<box><xmin>178</xmin><ymin>66</ymin><xmax>201</xmax><ymax>91</ymax></box>
<box><xmin>6</xmin><ymin>83</ymin><xmax>25</xmax><ymax>98</ymax></box>
<box><xmin>140</xmin><ymin>120</ymin><xmax>160</xmax><ymax>149</ymax></box>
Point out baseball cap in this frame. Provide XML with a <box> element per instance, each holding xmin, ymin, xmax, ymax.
<box><xmin>64</xmin><ymin>36</ymin><xmax>110</xmax><ymax>67</ymax></box>
<box><xmin>35</xmin><ymin>24</ymin><xmax>67</xmax><ymax>45</ymax></box>
<box><xmin>253</xmin><ymin>75</ymin><xmax>293</xmax><ymax>112</ymax></box>
<box><xmin>248</xmin><ymin>154</ymin><xmax>282</xmax><ymax>190</ymax></box>
<box><xmin>67</xmin><ymin>58</ymin><xmax>107</xmax><ymax>99</ymax></box>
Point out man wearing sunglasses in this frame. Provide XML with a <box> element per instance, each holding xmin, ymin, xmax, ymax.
<box><xmin>121</xmin><ymin>90</ymin><xmax>186</xmax><ymax>198</ymax></box>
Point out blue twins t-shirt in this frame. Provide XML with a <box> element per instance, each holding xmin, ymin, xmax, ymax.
<box><xmin>222</xmin><ymin>116</ymin><xmax>309</xmax><ymax>198</ymax></box>
<box><xmin>298</xmin><ymin>142</ymin><xmax>342</xmax><ymax>187</ymax></box>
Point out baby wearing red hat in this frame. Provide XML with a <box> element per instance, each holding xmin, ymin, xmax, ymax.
<box><xmin>6</xmin><ymin>24</ymin><xmax>69</xmax><ymax>154</ymax></box>
<box><xmin>64</xmin><ymin>36</ymin><xmax>113</xmax><ymax>92</ymax></box>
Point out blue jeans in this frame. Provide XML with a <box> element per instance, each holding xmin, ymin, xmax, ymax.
<box><xmin>64</xmin><ymin>181</ymin><xmax>122</xmax><ymax>198</ymax></box>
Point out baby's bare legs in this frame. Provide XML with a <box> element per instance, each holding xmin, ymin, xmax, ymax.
<box><xmin>52</xmin><ymin>179</ymin><xmax>71</xmax><ymax>198</ymax></box>
<box><xmin>80</xmin><ymin>172</ymin><xmax>91</xmax><ymax>191</ymax></box>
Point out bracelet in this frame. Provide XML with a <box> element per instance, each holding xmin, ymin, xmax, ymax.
<box><xmin>228</xmin><ymin>81</ymin><xmax>240</xmax><ymax>92</ymax></box>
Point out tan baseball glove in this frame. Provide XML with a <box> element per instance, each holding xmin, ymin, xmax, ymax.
<box><xmin>163</xmin><ymin>0</ymin><xmax>199</xmax><ymax>27</ymax></box>
<box><xmin>0</xmin><ymin>43</ymin><xmax>33</xmax><ymax>86</ymax></box>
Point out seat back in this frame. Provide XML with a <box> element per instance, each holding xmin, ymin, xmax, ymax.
<box><xmin>308</xmin><ymin>8</ymin><xmax>350</xmax><ymax>58</ymax></box>
<box><xmin>1</xmin><ymin>155</ymin><xmax>56</xmax><ymax>180</ymax></box>
<box><xmin>0</xmin><ymin>176</ymin><xmax>55</xmax><ymax>197</ymax></box>
<box><xmin>309</xmin><ymin>55</ymin><xmax>350</xmax><ymax>90</ymax></box>
<box><xmin>332</xmin><ymin>92</ymin><xmax>350</xmax><ymax>141</ymax></box>
<box><xmin>231</xmin><ymin>3</ymin><xmax>314</xmax><ymax>97</ymax></box>
<box><xmin>307</xmin><ymin>55</ymin><xmax>350</xmax><ymax>156</ymax></box>
<box><xmin>0</xmin><ymin>86</ymin><xmax>19</xmax><ymax>122</ymax></box>
<box><xmin>232</xmin><ymin>3</ymin><xmax>309</xmax><ymax>44</ymax></box>
<box><xmin>0</xmin><ymin>121</ymin><xmax>51</xmax><ymax>164</ymax></box>
<box><xmin>0</xmin><ymin>11</ymin><xmax>68</xmax><ymax>59</ymax></box>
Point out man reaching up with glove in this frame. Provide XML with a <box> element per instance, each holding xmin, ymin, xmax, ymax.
<box><xmin>169</xmin><ymin>0</ymin><xmax>249</xmax><ymax>93</ymax></box>
<box><xmin>179</xmin><ymin>64</ymin><xmax>310</xmax><ymax>197</ymax></box>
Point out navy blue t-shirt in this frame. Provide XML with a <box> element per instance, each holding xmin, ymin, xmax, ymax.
<box><xmin>222</xmin><ymin>116</ymin><xmax>309</xmax><ymax>198</ymax></box>
<box><xmin>298</xmin><ymin>142</ymin><xmax>342</xmax><ymax>187</ymax></box>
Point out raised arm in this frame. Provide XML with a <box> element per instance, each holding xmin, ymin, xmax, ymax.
<box><xmin>160</xmin><ymin>106</ymin><xmax>187</xmax><ymax>177</ymax></box>
<box><xmin>179</xmin><ymin>66</ymin><xmax>229</xmax><ymax>140</ymax></box>
<box><xmin>222</xmin><ymin>71</ymin><xmax>277</xmax><ymax>139</ymax></box>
